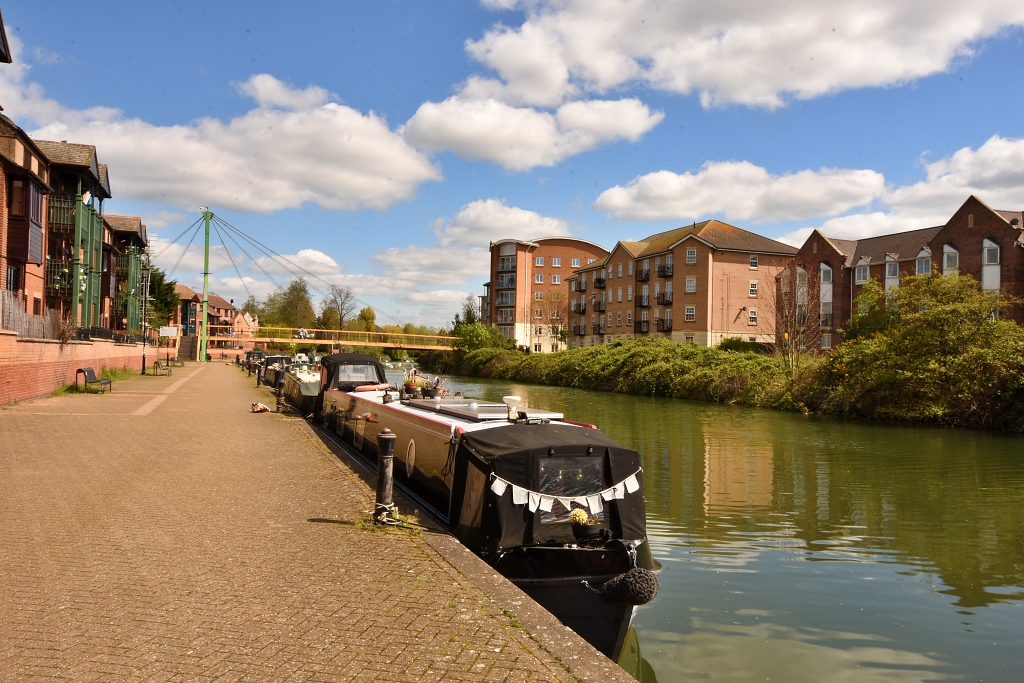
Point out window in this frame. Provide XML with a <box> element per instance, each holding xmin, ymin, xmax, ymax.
<box><xmin>535</xmin><ymin>326</ymin><xmax>546</xmax><ymax>335</ymax></box>
<box><xmin>749</xmin><ymin>281</ymin><xmax>758</xmax><ymax>297</ymax></box>
<box><xmin>535</xmin><ymin>274</ymin><xmax>544</xmax><ymax>284</ymax></box>
<box><xmin>627</xmin><ymin>286</ymin><xmax>633</xmax><ymax>301</ymax></box>
<box><xmin>498</xmin><ymin>256</ymin><xmax>516</xmax><ymax>270</ymax></box>
<box><xmin>886</xmin><ymin>262</ymin><xmax>899</xmax><ymax>278</ymax></box>
<box><xmin>617</xmin><ymin>264</ymin><xmax>623</xmax><ymax>277</ymax></box>
<box><xmin>499</xmin><ymin>242</ymin><xmax>515</xmax><ymax>256</ymax></box>
<box><xmin>686</xmin><ymin>248</ymin><xmax>696</xmax><ymax>264</ymax></box>
<box><xmin>552</xmin><ymin>275</ymin><xmax>561</xmax><ymax>284</ymax></box>
<box><xmin>497</xmin><ymin>309</ymin><xmax>515</xmax><ymax>323</ymax></box>
<box><xmin>535</xmin><ymin>291</ymin><xmax>543</xmax><ymax>300</ymax></box>
<box><xmin>534</xmin><ymin>308</ymin><xmax>543</xmax><ymax>318</ymax></box>
<box><xmin>6</xmin><ymin>265</ymin><xmax>20</xmax><ymax>292</ymax></box>
<box><xmin>685</xmin><ymin>277</ymin><xmax>696</xmax><ymax>293</ymax></box>
<box><xmin>628</xmin><ymin>262</ymin><xmax>633</xmax><ymax>275</ymax></box>
<box><xmin>571</xmin><ymin>258</ymin><xmax>580</xmax><ymax>267</ymax></box>
<box><xmin>588</xmin><ymin>258</ymin><xmax>596</xmax><ymax>264</ymax></box>
<box><xmin>855</xmin><ymin>265</ymin><xmax>869</xmax><ymax>283</ymax></box>
<box><xmin>552</xmin><ymin>257</ymin><xmax>561</xmax><ymax>267</ymax></box>
<box><xmin>821</xmin><ymin>333</ymin><xmax>832</xmax><ymax>350</ymax></box>
<box><xmin>985</xmin><ymin>244</ymin><xmax>999</xmax><ymax>265</ymax></box>
<box><xmin>748</xmin><ymin>309</ymin><xmax>758</xmax><ymax>325</ymax></box>
<box><xmin>535</xmin><ymin>257</ymin><xmax>544</xmax><ymax>266</ymax></box>
<box><xmin>944</xmin><ymin>248</ymin><xmax>959</xmax><ymax>273</ymax></box>
<box><xmin>684</xmin><ymin>335</ymin><xmax>694</xmax><ymax>342</ymax></box>
<box><xmin>685</xmin><ymin>306</ymin><xmax>695</xmax><ymax>322</ymax></box>
<box><xmin>797</xmin><ymin>271</ymin><xmax>808</xmax><ymax>287</ymax></box>
<box><xmin>534</xmin><ymin>344</ymin><xmax>542</xmax><ymax>352</ymax></box>
<box><xmin>749</xmin><ymin>254</ymin><xmax>758</xmax><ymax>269</ymax></box>
<box><xmin>626</xmin><ymin>312</ymin><xmax>632</xmax><ymax>325</ymax></box>
<box><xmin>916</xmin><ymin>257</ymin><xmax>931</xmax><ymax>275</ymax></box>
<box><xmin>550</xmin><ymin>291</ymin><xmax>561</xmax><ymax>301</ymax></box>
<box><xmin>496</xmin><ymin>291</ymin><xmax>515</xmax><ymax>306</ymax></box>
<box><xmin>10</xmin><ymin>180</ymin><xmax>25</xmax><ymax>216</ymax></box>
<box><xmin>617</xmin><ymin>287</ymin><xmax>622</xmax><ymax>303</ymax></box>
<box><xmin>821</xmin><ymin>265</ymin><xmax>832</xmax><ymax>283</ymax></box>
<box><xmin>617</xmin><ymin>313</ymin><xmax>622</xmax><ymax>326</ymax></box>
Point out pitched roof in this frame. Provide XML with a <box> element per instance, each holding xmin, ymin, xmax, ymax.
<box><xmin>576</xmin><ymin>255</ymin><xmax>609</xmax><ymax>271</ymax></box>
<box><xmin>995</xmin><ymin>210</ymin><xmax>1023</xmax><ymax>226</ymax></box>
<box><xmin>617</xmin><ymin>241</ymin><xmax>647</xmax><ymax>257</ymax></box>
<box><xmin>174</xmin><ymin>284</ymin><xmax>198</xmax><ymax>300</ymax></box>
<box><xmin>33</xmin><ymin>139</ymin><xmax>102</xmax><ymax>186</ymax></box>
<box><xmin>208</xmin><ymin>294</ymin><xmax>234</xmax><ymax>311</ymax></box>
<box><xmin>105</xmin><ymin>214</ymin><xmax>147</xmax><ymax>247</ymax></box>
<box><xmin>849</xmin><ymin>226</ymin><xmax>943</xmax><ymax>266</ymax></box>
<box><xmin>98</xmin><ymin>163</ymin><xmax>111</xmax><ymax>197</ymax></box>
<box><xmin>636</xmin><ymin>219</ymin><xmax>798</xmax><ymax>257</ymax></box>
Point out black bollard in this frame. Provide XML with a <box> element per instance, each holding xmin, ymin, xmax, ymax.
<box><xmin>374</xmin><ymin>428</ymin><xmax>398</xmax><ymax>524</ymax></box>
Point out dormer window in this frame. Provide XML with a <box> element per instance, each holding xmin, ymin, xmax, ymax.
<box><xmin>886</xmin><ymin>262</ymin><xmax>899</xmax><ymax>279</ymax></box>
<box><xmin>855</xmin><ymin>265</ymin><xmax>869</xmax><ymax>284</ymax></box>
<box><xmin>820</xmin><ymin>264</ymin><xmax>832</xmax><ymax>284</ymax></box>
<box><xmin>943</xmin><ymin>245</ymin><xmax>959</xmax><ymax>274</ymax></box>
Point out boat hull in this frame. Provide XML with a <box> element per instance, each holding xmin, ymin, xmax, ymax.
<box><xmin>283</xmin><ymin>373</ymin><xmax>318</xmax><ymax>414</ymax></box>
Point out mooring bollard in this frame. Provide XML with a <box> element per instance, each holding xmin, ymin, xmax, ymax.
<box><xmin>374</xmin><ymin>428</ymin><xmax>397</xmax><ymax>524</ymax></box>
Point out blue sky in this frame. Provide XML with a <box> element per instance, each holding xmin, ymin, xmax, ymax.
<box><xmin>4</xmin><ymin>1</ymin><xmax>1024</xmax><ymax>325</ymax></box>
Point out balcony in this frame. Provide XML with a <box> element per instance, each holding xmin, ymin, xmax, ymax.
<box><xmin>594</xmin><ymin>277</ymin><xmax>606</xmax><ymax>289</ymax></box>
<box><xmin>656</xmin><ymin>292</ymin><xmax>673</xmax><ymax>305</ymax></box>
<box><xmin>47</xmin><ymin>196</ymin><xmax>76</xmax><ymax>233</ymax></box>
<box><xmin>496</xmin><ymin>256</ymin><xmax>516</xmax><ymax>271</ymax></box>
<box><xmin>573</xmin><ymin>325</ymin><xmax>587</xmax><ymax>336</ymax></box>
<box><xmin>820</xmin><ymin>314</ymin><xmax>834</xmax><ymax>329</ymax></box>
<box><xmin>46</xmin><ymin>260</ymin><xmax>74</xmax><ymax>297</ymax></box>
<box><xmin>576</xmin><ymin>302</ymin><xmax>586</xmax><ymax>314</ymax></box>
<box><xmin>597</xmin><ymin>324</ymin><xmax>606</xmax><ymax>334</ymax></box>
<box><xmin>578</xmin><ymin>280</ymin><xmax>587</xmax><ymax>292</ymax></box>
<box><xmin>636</xmin><ymin>295</ymin><xmax>650</xmax><ymax>308</ymax></box>
<box><xmin>496</xmin><ymin>275</ymin><xmax>516</xmax><ymax>289</ymax></box>
<box><xmin>658</xmin><ymin>264</ymin><xmax>674</xmax><ymax>277</ymax></box>
<box><xmin>593</xmin><ymin>300</ymin><xmax>606</xmax><ymax>312</ymax></box>
<box><xmin>657</xmin><ymin>318</ymin><xmax>673</xmax><ymax>332</ymax></box>
<box><xmin>635</xmin><ymin>269</ymin><xmax>650</xmax><ymax>282</ymax></box>
<box><xmin>636</xmin><ymin>320</ymin><xmax>650</xmax><ymax>333</ymax></box>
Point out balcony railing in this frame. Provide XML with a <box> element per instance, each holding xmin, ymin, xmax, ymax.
<box><xmin>594</xmin><ymin>277</ymin><xmax>606</xmax><ymax>289</ymax></box>
<box><xmin>46</xmin><ymin>260</ymin><xmax>74</xmax><ymax>297</ymax></box>
<box><xmin>635</xmin><ymin>269</ymin><xmax>650</xmax><ymax>282</ymax></box>
<box><xmin>636</xmin><ymin>320</ymin><xmax>650</xmax><ymax>333</ymax></box>
<box><xmin>577</xmin><ymin>302</ymin><xmax>586</xmax><ymax>314</ymax></box>
<box><xmin>593</xmin><ymin>300</ymin><xmax>606</xmax><ymax>312</ymax></box>
<box><xmin>656</xmin><ymin>292</ymin><xmax>673</xmax><ymax>305</ymax></box>
<box><xmin>597</xmin><ymin>324</ymin><xmax>606</xmax><ymax>334</ymax></box>
<box><xmin>658</xmin><ymin>264</ymin><xmax>673</xmax><ymax>277</ymax></box>
<box><xmin>820</xmin><ymin>314</ymin><xmax>834</xmax><ymax>328</ymax></box>
<box><xmin>47</xmin><ymin>196</ymin><xmax>76</xmax><ymax>232</ymax></box>
<box><xmin>578</xmin><ymin>280</ymin><xmax>587</xmax><ymax>292</ymax></box>
<box><xmin>657</xmin><ymin>319</ymin><xmax>673</xmax><ymax>332</ymax></box>
<box><xmin>496</xmin><ymin>256</ymin><xmax>516</xmax><ymax>271</ymax></box>
<box><xmin>636</xmin><ymin>295</ymin><xmax>650</xmax><ymax>308</ymax></box>
<box><xmin>573</xmin><ymin>325</ymin><xmax>587</xmax><ymax>336</ymax></box>
<box><xmin>496</xmin><ymin>275</ymin><xmax>516</xmax><ymax>289</ymax></box>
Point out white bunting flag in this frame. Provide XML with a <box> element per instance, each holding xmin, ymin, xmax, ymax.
<box><xmin>601</xmin><ymin>488</ymin><xmax>615</xmax><ymax>501</ymax></box>
<box><xmin>624</xmin><ymin>473</ymin><xmax>640</xmax><ymax>494</ymax></box>
<box><xmin>613</xmin><ymin>483</ymin><xmax>625</xmax><ymax>500</ymax></box>
<box><xmin>512</xmin><ymin>485</ymin><xmax>528</xmax><ymax>505</ymax></box>
<box><xmin>528</xmin><ymin>491</ymin><xmax>541</xmax><ymax>512</ymax></box>
<box><xmin>491</xmin><ymin>478</ymin><xmax>508</xmax><ymax>497</ymax></box>
<box><xmin>587</xmin><ymin>495</ymin><xmax>603</xmax><ymax>514</ymax></box>
<box><xmin>539</xmin><ymin>496</ymin><xmax>554</xmax><ymax>512</ymax></box>
<box><xmin>573</xmin><ymin>496</ymin><xmax>589</xmax><ymax>508</ymax></box>
<box><xmin>557</xmin><ymin>497</ymin><xmax>573</xmax><ymax>511</ymax></box>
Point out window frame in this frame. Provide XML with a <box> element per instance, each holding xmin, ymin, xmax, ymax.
<box><xmin>685</xmin><ymin>277</ymin><xmax>696</xmax><ymax>294</ymax></box>
<box><xmin>685</xmin><ymin>249</ymin><xmax>697</xmax><ymax>265</ymax></box>
<box><xmin>855</xmin><ymin>265</ymin><xmax>869</xmax><ymax>283</ymax></box>
<box><xmin>748</xmin><ymin>309</ymin><xmax>758</xmax><ymax>325</ymax></box>
<box><xmin>684</xmin><ymin>306</ymin><xmax>696</xmax><ymax>322</ymax></box>
<box><xmin>748</xmin><ymin>281</ymin><xmax>758</xmax><ymax>298</ymax></box>
<box><xmin>749</xmin><ymin>254</ymin><xmax>758</xmax><ymax>269</ymax></box>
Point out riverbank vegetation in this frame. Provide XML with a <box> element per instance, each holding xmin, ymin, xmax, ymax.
<box><xmin>422</xmin><ymin>274</ymin><xmax>1024</xmax><ymax>432</ymax></box>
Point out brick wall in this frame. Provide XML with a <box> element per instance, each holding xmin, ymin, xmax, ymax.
<box><xmin>0</xmin><ymin>330</ymin><xmax>145</xmax><ymax>404</ymax></box>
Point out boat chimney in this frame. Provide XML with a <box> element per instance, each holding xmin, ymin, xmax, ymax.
<box><xmin>503</xmin><ymin>395</ymin><xmax>521</xmax><ymax>422</ymax></box>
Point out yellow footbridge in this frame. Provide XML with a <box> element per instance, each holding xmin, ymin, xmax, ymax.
<box><xmin>207</xmin><ymin>326</ymin><xmax>453</xmax><ymax>351</ymax></box>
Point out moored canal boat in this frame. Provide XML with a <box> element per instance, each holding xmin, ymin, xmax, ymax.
<box><xmin>314</xmin><ymin>353</ymin><xmax>660</xmax><ymax>660</ymax></box>
<box><xmin>282</xmin><ymin>362</ymin><xmax>320</xmax><ymax>414</ymax></box>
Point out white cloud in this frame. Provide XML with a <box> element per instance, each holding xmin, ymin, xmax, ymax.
<box><xmin>595</xmin><ymin>162</ymin><xmax>885</xmax><ymax>222</ymax></box>
<box><xmin>251</xmin><ymin>249</ymin><xmax>341</xmax><ymax>276</ymax></box>
<box><xmin>149</xmin><ymin>232</ymin><xmax>236</xmax><ymax>274</ymax></box>
<box><xmin>141</xmin><ymin>211</ymin><xmax>188</xmax><ymax>229</ymax></box>
<box><xmin>470</xmin><ymin>0</ymin><xmax>1024</xmax><ymax>109</ymax></box>
<box><xmin>433</xmin><ymin>198</ymin><xmax>570</xmax><ymax>247</ymax></box>
<box><xmin>395</xmin><ymin>290</ymin><xmax>474</xmax><ymax>307</ymax></box>
<box><xmin>403</xmin><ymin>96</ymin><xmax>662</xmax><ymax>171</ymax></box>
<box><xmin>370</xmin><ymin>245</ymin><xmax>490</xmax><ymax>287</ymax></box>
<box><xmin>0</xmin><ymin>41</ymin><xmax>440</xmax><ymax>213</ymax></box>
<box><xmin>194</xmin><ymin>276</ymin><xmax>278</xmax><ymax>304</ymax></box>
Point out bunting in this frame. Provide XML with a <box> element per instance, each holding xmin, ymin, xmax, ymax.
<box><xmin>489</xmin><ymin>469</ymin><xmax>642</xmax><ymax>515</ymax></box>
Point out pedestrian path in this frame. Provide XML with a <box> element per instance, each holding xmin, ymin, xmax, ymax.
<box><xmin>0</xmin><ymin>362</ymin><xmax>628</xmax><ymax>682</ymax></box>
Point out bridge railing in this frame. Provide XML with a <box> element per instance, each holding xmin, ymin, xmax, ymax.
<box><xmin>205</xmin><ymin>325</ymin><xmax>454</xmax><ymax>348</ymax></box>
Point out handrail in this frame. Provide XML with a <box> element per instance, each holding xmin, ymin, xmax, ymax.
<box><xmin>203</xmin><ymin>324</ymin><xmax>453</xmax><ymax>347</ymax></box>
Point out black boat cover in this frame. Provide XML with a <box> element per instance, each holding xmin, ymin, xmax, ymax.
<box><xmin>314</xmin><ymin>353</ymin><xmax>389</xmax><ymax>416</ymax></box>
<box><xmin>451</xmin><ymin>423</ymin><xmax>646</xmax><ymax>552</ymax></box>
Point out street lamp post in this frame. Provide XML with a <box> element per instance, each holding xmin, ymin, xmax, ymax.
<box><xmin>141</xmin><ymin>261</ymin><xmax>151</xmax><ymax>375</ymax></box>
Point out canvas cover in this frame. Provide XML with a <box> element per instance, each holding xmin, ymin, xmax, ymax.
<box><xmin>451</xmin><ymin>423</ymin><xmax>646</xmax><ymax>553</ymax></box>
<box><xmin>314</xmin><ymin>353</ymin><xmax>389</xmax><ymax>416</ymax></box>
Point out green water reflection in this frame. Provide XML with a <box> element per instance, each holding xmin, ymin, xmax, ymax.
<box><xmin>437</xmin><ymin>375</ymin><xmax>1024</xmax><ymax>682</ymax></box>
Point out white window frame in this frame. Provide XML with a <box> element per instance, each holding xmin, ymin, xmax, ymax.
<box><xmin>943</xmin><ymin>246</ymin><xmax>959</xmax><ymax>274</ymax></box>
<box><xmin>626</xmin><ymin>312</ymin><xmax>632</xmax><ymax>325</ymax></box>
<box><xmin>686</xmin><ymin>249</ymin><xmax>697</xmax><ymax>264</ymax></box>
<box><xmin>855</xmin><ymin>265</ymin><xmax>869</xmax><ymax>283</ymax></box>
<box><xmin>627</xmin><ymin>286</ymin><xmax>633</xmax><ymax>301</ymax></box>
<box><xmin>534</xmin><ymin>291</ymin><xmax>543</xmax><ymax>300</ymax></box>
<box><xmin>552</xmin><ymin>275</ymin><xmax>561</xmax><ymax>284</ymax></box>
<box><xmin>821</xmin><ymin>333</ymin><xmax>832</xmax><ymax>350</ymax></box>
<box><xmin>571</xmin><ymin>258</ymin><xmax>580</xmax><ymax>267</ymax></box>
<box><xmin>886</xmin><ymin>261</ymin><xmax>899</xmax><ymax>279</ymax></box>
<box><xmin>916</xmin><ymin>257</ymin><xmax>931</xmax><ymax>275</ymax></box>
<box><xmin>617</xmin><ymin>287</ymin><xmax>622</xmax><ymax>303</ymax></box>
<box><xmin>535</xmin><ymin>274</ymin><xmax>544</xmax><ymax>283</ymax></box>
<box><xmin>984</xmin><ymin>243</ymin><xmax>1000</xmax><ymax>265</ymax></box>
<box><xmin>535</xmin><ymin>256</ymin><xmax>544</xmax><ymax>266</ymax></box>
<box><xmin>618</xmin><ymin>264</ymin><xmax>623</xmax><ymax>277</ymax></box>
<box><xmin>617</xmin><ymin>312</ymin><xmax>622</xmax><ymax>326</ymax></box>
<box><xmin>552</xmin><ymin>257</ymin><xmax>561</xmax><ymax>267</ymax></box>
<box><xmin>749</xmin><ymin>281</ymin><xmax>758</xmax><ymax>298</ymax></box>
<box><xmin>821</xmin><ymin>265</ymin><xmax>833</xmax><ymax>284</ymax></box>
<box><xmin>748</xmin><ymin>309</ymin><xmax>758</xmax><ymax>325</ymax></box>
<box><xmin>685</xmin><ymin>306</ymin><xmax>695</xmax><ymax>322</ymax></box>
<box><xmin>749</xmin><ymin>254</ymin><xmax>758</xmax><ymax>269</ymax></box>
<box><xmin>685</xmin><ymin>277</ymin><xmax>696</xmax><ymax>293</ymax></box>
<box><xmin>628</xmin><ymin>262</ymin><xmax>633</xmax><ymax>275</ymax></box>
<box><xmin>534</xmin><ymin>308</ymin><xmax>543</xmax><ymax>318</ymax></box>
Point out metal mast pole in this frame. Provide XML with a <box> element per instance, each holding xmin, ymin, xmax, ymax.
<box><xmin>199</xmin><ymin>208</ymin><xmax>212</xmax><ymax>363</ymax></box>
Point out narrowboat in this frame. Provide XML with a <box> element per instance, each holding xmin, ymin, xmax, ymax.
<box><xmin>314</xmin><ymin>354</ymin><xmax>660</xmax><ymax>660</ymax></box>
<box><xmin>282</xmin><ymin>362</ymin><xmax>320</xmax><ymax>414</ymax></box>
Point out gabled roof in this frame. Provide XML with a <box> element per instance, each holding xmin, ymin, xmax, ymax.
<box><xmin>995</xmin><ymin>210</ymin><xmax>1023</xmax><ymax>226</ymax></box>
<box><xmin>576</xmin><ymin>255</ymin><xmax>609</xmax><ymax>272</ymax></box>
<box><xmin>105</xmin><ymin>214</ymin><xmax>147</xmax><ymax>247</ymax></box>
<box><xmin>174</xmin><ymin>284</ymin><xmax>198</xmax><ymax>300</ymax></box>
<box><xmin>637</xmin><ymin>219</ymin><xmax>798</xmax><ymax>257</ymax></box>
<box><xmin>0</xmin><ymin>114</ymin><xmax>53</xmax><ymax>190</ymax></box>
<box><xmin>849</xmin><ymin>226</ymin><xmax>943</xmax><ymax>267</ymax></box>
<box><xmin>98</xmin><ymin>163</ymin><xmax>111</xmax><ymax>197</ymax></box>
<box><xmin>33</xmin><ymin>139</ymin><xmax>105</xmax><ymax>190</ymax></box>
<box><xmin>606</xmin><ymin>240</ymin><xmax>648</xmax><ymax>261</ymax></box>
<box><xmin>208</xmin><ymin>294</ymin><xmax>234</xmax><ymax>311</ymax></box>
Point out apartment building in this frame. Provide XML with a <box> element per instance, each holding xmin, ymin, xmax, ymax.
<box><xmin>784</xmin><ymin>195</ymin><xmax>1024</xmax><ymax>348</ymax></box>
<box><xmin>486</xmin><ymin>237</ymin><xmax>608</xmax><ymax>351</ymax></box>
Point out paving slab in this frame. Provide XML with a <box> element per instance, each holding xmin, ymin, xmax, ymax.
<box><xmin>0</xmin><ymin>362</ymin><xmax>631</xmax><ymax>682</ymax></box>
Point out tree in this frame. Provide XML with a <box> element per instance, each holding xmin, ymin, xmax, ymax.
<box><xmin>355</xmin><ymin>306</ymin><xmax>377</xmax><ymax>331</ymax></box>
<box><xmin>771</xmin><ymin>264</ymin><xmax>822</xmax><ymax>372</ymax></box>
<box><xmin>241</xmin><ymin>295</ymin><xmax>262</xmax><ymax>317</ymax></box>
<box><xmin>262</xmin><ymin>278</ymin><xmax>316</xmax><ymax>328</ymax></box>
<box><xmin>146</xmin><ymin>267</ymin><xmax>180</xmax><ymax>328</ymax></box>
<box><xmin>320</xmin><ymin>285</ymin><xmax>356</xmax><ymax>330</ymax></box>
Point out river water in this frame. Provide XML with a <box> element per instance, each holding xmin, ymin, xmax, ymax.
<box><xmin>433</xmin><ymin>374</ymin><xmax>1023</xmax><ymax>683</ymax></box>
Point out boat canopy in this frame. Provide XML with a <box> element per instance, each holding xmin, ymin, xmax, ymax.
<box><xmin>451</xmin><ymin>423</ymin><xmax>647</xmax><ymax>552</ymax></box>
<box><xmin>315</xmin><ymin>354</ymin><xmax>389</xmax><ymax>415</ymax></box>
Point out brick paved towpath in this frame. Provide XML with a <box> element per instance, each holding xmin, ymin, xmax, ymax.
<box><xmin>0</xmin><ymin>362</ymin><xmax>631</xmax><ymax>682</ymax></box>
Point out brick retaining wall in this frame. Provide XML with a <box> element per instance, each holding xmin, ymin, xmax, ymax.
<box><xmin>0</xmin><ymin>330</ymin><xmax>145</xmax><ymax>404</ymax></box>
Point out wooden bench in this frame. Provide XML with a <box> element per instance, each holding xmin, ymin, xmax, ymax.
<box><xmin>151</xmin><ymin>360</ymin><xmax>173</xmax><ymax>376</ymax></box>
<box><xmin>76</xmin><ymin>367</ymin><xmax>112</xmax><ymax>393</ymax></box>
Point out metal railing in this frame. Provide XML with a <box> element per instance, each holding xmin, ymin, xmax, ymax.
<box><xmin>597</xmin><ymin>324</ymin><xmax>606</xmax><ymax>334</ymax></box>
<box><xmin>205</xmin><ymin>325</ymin><xmax>454</xmax><ymax>349</ymax></box>
<box><xmin>573</xmin><ymin>325</ymin><xmax>587</xmax><ymax>336</ymax></box>
<box><xmin>47</xmin><ymin>196</ymin><xmax>76</xmax><ymax>232</ymax></box>
<box><xmin>578</xmin><ymin>280</ymin><xmax>587</xmax><ymax>292</ymax></box>
<box><xmin>636</xmin><ymin>295</ymin><xmax>650</xmax><ymax>308</ymax></box>
<box><xmin>594</xmin><ymin>277</ymin><xmax>606</xmax><ymax>289</ymax></box>
<box><xmin>593</xmin><ymin>300</ymin><xmax>606</xmax><ymax>312</ymax></box>
<box><xmin>657</xmin><ymin>319</ymin><xmax>673</xmax><ymax>332</ymax></box>
<box><xmin>658</xmin><ymin>264</ymin><xmax>674</xmax><ymax>277</ymax></box>
<box><xmin>656</xmin><ymin>292</ymin><xmax>673</xmax><ymax>305</ymax></box>
<box><xmin>635</xmin><ymin>269</ymin><xmax>650</xmax><ymax>282</ymax></box>
<box><xmin>636</xmin><ymin>320</ymin><xmax>650</xmax><ymax>333</ymax></box>
<box><xmin>46</xmin><ymin>260</ymin><xmax>75</xmax><ymax>297</ymax></box>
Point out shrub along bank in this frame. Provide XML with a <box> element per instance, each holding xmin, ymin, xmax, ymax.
<box><xmin>422</xmin><ymin>274</ymin><xmax>1024</xmax><ymax>432</ymax></box>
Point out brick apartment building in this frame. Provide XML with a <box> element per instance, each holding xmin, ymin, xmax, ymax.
<box><xmin>784</xmin><ymin>195</ymin><xmax>1024</xmax><ymax>349</ymax></box>
<box><xmin>567</xmin><ymin>220</ymin><xmax>796</xmax><ymax>347</ymax></box>
<box><xmin>482</xmin><ymin>237</ymin><xmax>608</xmax><ymax>352</ymax></box>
